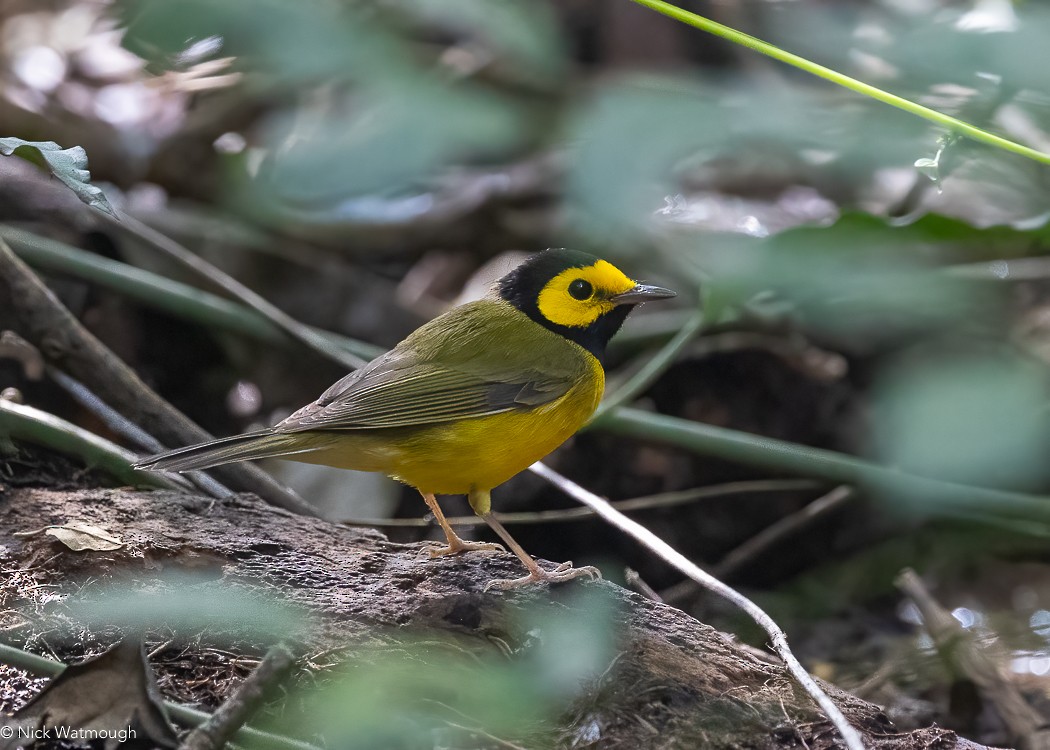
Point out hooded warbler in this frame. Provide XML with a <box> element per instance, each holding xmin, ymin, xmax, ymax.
<box><xmin>136</xmin><ymin>249</ymin><xmax>675</xmax><ymax>588</ymax></box>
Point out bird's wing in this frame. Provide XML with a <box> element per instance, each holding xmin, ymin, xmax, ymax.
<box><xmin>274</xmin><ymin>350</ymin><xmax>574</xmax><ymax>432</ymax></box>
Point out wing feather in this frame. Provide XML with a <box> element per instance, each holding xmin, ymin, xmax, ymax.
<box><xmin>274</xmin><ymin>300</ymin><xmax>586</xmax><ymax>433</ymax></box>
<box><xmin>276</xmin><ymin>367</ymin><xmax>570</xmax><ymax>431</ymax></box>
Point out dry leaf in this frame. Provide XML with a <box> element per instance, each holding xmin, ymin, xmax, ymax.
<box><xmin>4</xmin><ymin>639</ymin><xmax>177</xmax><ymax>750</ymax></box>
<box><xmin>44</xmin><ymin>523</ymin><xmax>123</xmax><ymax>551</ymax></box>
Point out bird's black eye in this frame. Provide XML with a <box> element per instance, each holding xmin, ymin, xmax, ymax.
<box><xmin>568</xmin><ymin>279</ymin><xmax>593</xmax><ymax>300</ymax></box>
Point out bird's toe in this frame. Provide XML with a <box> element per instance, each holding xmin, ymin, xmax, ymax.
<box><xmin>483</xmin><ymin>561</ymin><xmax>601</xmax><ymax>591</ymax></box>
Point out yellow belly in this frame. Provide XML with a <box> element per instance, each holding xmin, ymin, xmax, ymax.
<box><xmin>292</xmin><ymin>362</ymin><xmax>604</xmax><ymax>495</ymax></box>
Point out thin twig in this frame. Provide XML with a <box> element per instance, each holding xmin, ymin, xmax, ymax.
<box><xmin>716</xmin><ymin>485</ymin><xmax>854</xmax><ymax>578</ymax></box>
<box><xmin>441</xmin><ymin>720</ymin><xmax>529</xmax><ymax>750</ymax></box>
<box><xmin>662</xmin><ymin>486</ymin><xmax>855</xmax><ymax>605</ymax></box>
<box><xmin>96</xmin><ymin>211</ymin><xmax>368</xmax><ymax>370</ymax></box>
<box><xmin>0</xmin><ymin>226</ymin><xmax>382</xmax><ymax>361</ymax></box>
<box><xmin>47</xmin><ymin>368</ymin><xmax>231</xmax><ymax>500</ymax></box>
<box><xmin>49</xmin><ymin>368</ymin><xmax>165</xmax><ymax>453</ymax></box>
<box><xmin>849</xmin><ymin>657</ymin><xmax>902</xmax><ymax>699</ymax></box>
<box><xmin>896</xmin><ymin>569</ymin><xmax>1050</xmax><ymax>750</ymax></box>
<box><xmin>0</xmin><ymin>330</ymin><xmax>44</xmax><ymax>379</ymax></box>
<box><xmin>179</xmin><ymin>643</ymin><xmax>296</xmax><ymax>750</ymax></box>
<box><xmin>0</xmin><ymin>642</ymin><xmax>319</xmax><ymax>750</ymax></box>
<box><xmin>624</xmin><ymin>568</ymin><xmax>663</xmax><ymax>603</ymax></box>
<box><xmin>628</xmin><ymin>0</ymin><xmax>1050</xmax><ymax>166</ymax></box>
<box><xmin>0</xmin><ymin>240</ymin><xmax>315</xmax><ymax>516</ymax></box>
<box><xmin>529</xmin><ymin>462</ymin><xmax>866</xmax><ymax>750</ymax></box>
<box><xmin>0</xmin><ymin>399</ymin><xmax>183</xmax><ymax>491</ymax></box>
<box><xmin>339</xmin><ymin>479</ymin><xmax>822</xmax><ymax>528</ymax></box>
<box><xmin>147</xmin><ymin>640</ymin><xmax>173</xmax><ymax>660</ymax></box>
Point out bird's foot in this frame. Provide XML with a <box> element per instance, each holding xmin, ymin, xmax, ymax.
<box><xmin>483</xmin><ymin>561</ymin><xmax>602</xmax><ymax>591</ymax></box>
<box><xmin>423</xmin><ymin>538</ymin><xmax>504</xmax><ymax>559</ymax></box>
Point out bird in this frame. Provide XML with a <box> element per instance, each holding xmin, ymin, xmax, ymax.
<box><xmin>135</xmin><ymin>249</ymin><xmax>676</xmax><ymax>588</ymax></box>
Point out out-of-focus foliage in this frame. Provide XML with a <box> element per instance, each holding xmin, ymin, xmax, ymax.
<box><xmin>385</xmin><ymin>0</ymin><xmax>569</xmax><ymax>85</ymax></box>
<box><xmin>674</xmin><ymin>212</ymin><xmax>1023</xmax><ymax>347</ymax></box>
<box><xmin>776</xmin><ymin>2</ymin><xmax>1050</xmax><ymax>98</ymax></box>
<box><xmin>279</xmin><ymin>587</ymin><xmax>618</xmax><ymax>749</ymax></box>
<box><xmin>24</xmin><ymin>575</ymin><xmax>620</xmax><ymax>749</ymax></box>
<box><xmin>566</xmin><ymin>77</ymin><xmax>929</xmax><ymax>241</ymax></box>
<box><xmin>67</xmin><ymin>573</ymin><xmax>312</xmax><ymax>642</ymax></box>
<box><xmin>871</xmin><ymin>347</ymin><xmax>1050</xmax><ymax>492</ymax></box>
<box><xmin>118</xmin><ymin>0</ymin><xmax>551</xmax><ymax>220</ymax></box>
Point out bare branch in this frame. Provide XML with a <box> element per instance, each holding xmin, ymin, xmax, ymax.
<box><xmin>530</xmin><ymin>461</ymin><xmax>867</xmax><ymax>750</ymax></box>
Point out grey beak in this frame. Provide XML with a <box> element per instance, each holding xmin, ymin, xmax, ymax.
<box><xmin>610</xmin><ymin>283</ymin><xmax>677</xmax><ymax>305</ymax></box>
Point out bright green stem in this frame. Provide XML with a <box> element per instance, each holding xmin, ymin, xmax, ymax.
<box><xmin>0</xmin><ymin>400</ymin><xmax>177</xmax><ymax>490</ymax></box>
<box><xmin>600</xmin><ymin>407</ymin><xmax>1050</xmax><ymax>524</ymax></box>
<box><xmin>628</xmin><ymin>0</ymin><xmax>1050</xmax><ymax>167</ymax></box>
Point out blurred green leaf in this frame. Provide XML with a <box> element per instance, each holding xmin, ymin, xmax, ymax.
<box><xmin>517</xmin><ymin>586</ymin><xmax>618</xmax><ymax>702</ymax></box>
<box><xmin>255</xmin><ymin>81</ymin><xmax>527</xmax><ymax>205</ymax></box>
<box><xmin>567</xmin><ymin>78</ymin><xmax>930</xmax><ymax>240</ymax></box>
<box><xmin>119</xmin><ymin>0</ymin><xmax>534</xmax><ymax>210</ymax></box>
<box><xmin>675</xmin><ymin>212</ymin><xmax>1014</xmax><ymax>348</ymax></box>
<box><xmin>119</xmin><ymin>0</ymin><xmax>406</xmax><ymax>82</ymax></box>
<box><xmin>568</xmin><ymin>78</ymin><xmax>725</xmax><ymax>239</ymax></box>
<box><xmin>280</xmin><ymin>590</ymin><xmax>619</xmax><ymax>748</ymax></box>
<box><xmin>778</xmin><ymin>3</ymin><xmax>1050</xmax><ymax>99</ymax></box>
<box><xmin>387</xmin><ymin>0</ymin><xmax>568</xmax><ymax>85</ymax></box>
<box><xmin>304</xmin><ymin>644</ymin><xmax>548</xmax><ymax>748</ymax></box>
<box><xmin>67</xmin><ymin>573</ymin><xmax>311</xmax><ymax>641</ymax></box>
<box><xmin>871</xmin><ymin>348</ymin><xmax>1050</xmax><ymax>490</ymax></box>
<box><xmin>0</xmin><ymin>138</ymin><xmax>115</xmax><ymax>215</ymax></box>
<box><xmin>768</xmin><ymin>3</ymin><xmax>1050</xmax><ymax>188</ymax></box>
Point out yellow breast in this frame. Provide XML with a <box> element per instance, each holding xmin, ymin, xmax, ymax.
<box><xmin>390</xmin><ymin>355</ymin><xmax>603</xmax><ymax>494</ymax></box>
<box><xmin>294</xmin><ymin>355</ymin><xmax>604</xmax><ymax>495</ymax></box>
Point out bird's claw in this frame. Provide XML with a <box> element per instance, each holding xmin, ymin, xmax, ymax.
<box><xmin>483</xmin><ymin>562</ymin><xmax>601</xmax><ymax>591</ymax></box>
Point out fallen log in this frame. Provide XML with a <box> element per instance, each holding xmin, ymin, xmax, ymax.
<box><xmin>0</xmin><ymin>485</ymin><xmax>989</xmax><ymax>750</ymax></box>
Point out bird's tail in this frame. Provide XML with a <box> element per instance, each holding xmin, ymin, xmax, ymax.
<box><xmin>134</xmin><ymin>430</ymin><xmax>311</xmax><ymax>473</ymax></box>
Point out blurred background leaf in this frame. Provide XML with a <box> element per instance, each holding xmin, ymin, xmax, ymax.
<box><xmin>66</xmin><ymin>573</ymin><xmax>312</xmax><ymax>643</ymax></box>
<box><xmin>870</xmin><ymin>346</ymin><xmax>1050</xmax><ymax>493</ymax></box>
<box><xmin>274</xmin><ymin>588</ymin><xmax>618</xmax><ymax>749</ymax></box>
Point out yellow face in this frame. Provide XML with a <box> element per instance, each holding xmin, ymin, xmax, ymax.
<box><xmin>535</xmin><ymin>260</ymin><xmax>638</xmax><ymax>328</ymax></box>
